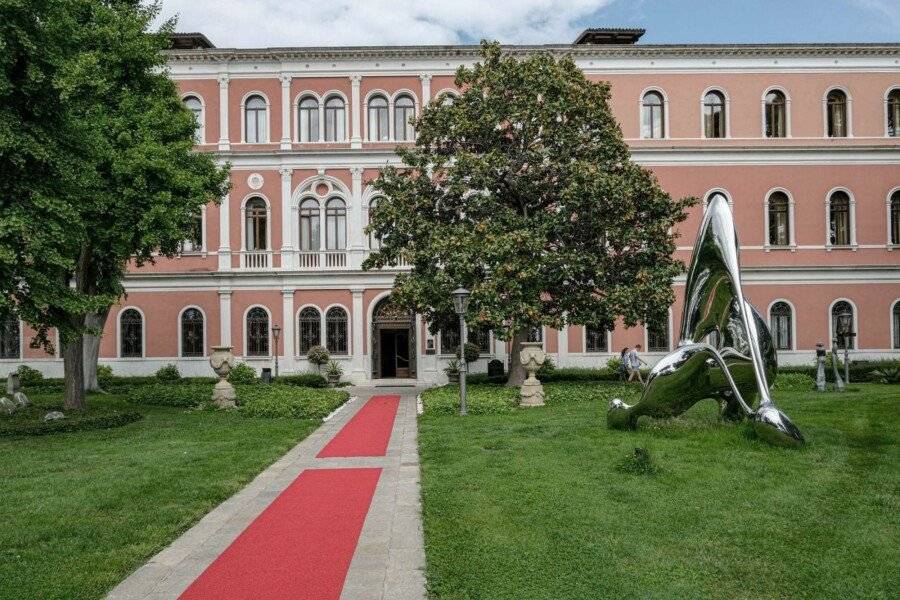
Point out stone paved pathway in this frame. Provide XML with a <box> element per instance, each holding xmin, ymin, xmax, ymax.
<box><xmin>106</xmin><ymin>386</ymin><xmax>427</xmax><ymax>600</ymax></box>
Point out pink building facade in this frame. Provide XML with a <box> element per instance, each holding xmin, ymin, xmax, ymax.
<box><xmin>2</xmin><ymin>35</ymin><xmax>899</xmax><ymax>382</ymax></box>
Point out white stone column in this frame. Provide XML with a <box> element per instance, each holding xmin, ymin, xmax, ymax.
<box><xmin>557</xmin><ymin>324</ymin><xmax>569</xmax><ymax>368</ymax></box>
<box><xmin>281</xmin><ymin>289</ymin><xmax>295</xmax><ymax>371</ymax></box>
<box><xmin>279</xmin><ymin>167</ymin><xmax>294</xmax><ymax>269</ymax></box>
<box><xmin>350</xmin><ymin>75</ymin><xmax>362</xmax><ymax>149</ymax></box>
<box><xmin>217</xmin><ymin>75</ymin><xmax>230</xmax><ymax>151</ymax></box>
<box><xmin>387</xmin><ymin>98</ymin><xmax>396</xmax><ymax>141</ymax></box>
<box><xmin>348</xmin><ymin>167</ymin><xmax>365</xmax><ymax>269</ymax></box>
<box><xmin>218</xmin><ymin>290</ymin><xmax>232</xmax><ymax>347</ymax></box>
<box><xmin>420</xmin><ymin>73</ymin><xmax>432</xmax><ymax>104</ymax></box>
<box><xmin>218</xmin><ymin>192</ymin><xmax>231</xmax><ymax>271</ymax></box>
<box><xmin>350</xmin><ymin>287</ymin><xmax>366</xmax><ymax>382</ymax></box>
<box><xmin>279</xmin><ymin>74</ymin><xmax>292</xmax><ymax>150</ymax></box>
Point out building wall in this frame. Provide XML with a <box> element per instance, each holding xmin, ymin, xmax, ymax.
<box><xmin>2</xmin><ymin>43</ymin><xmax>899</xmax><ymax>381</ymax></box>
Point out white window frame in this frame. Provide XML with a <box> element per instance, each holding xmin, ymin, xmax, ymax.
<box><xmin>887</xmin><ymin>186</ymin><xmax>900</xmax><ymax>249</ymax></box>
<box><xmin>583</xmin><ymin>325</ymin><xmax>613</xmax><ymax>354</ymax></box>
<box><xmin>0</xmin><ymin>317</ymin><xmax>24</xmax><ymax>361</ymax></box>
<box><xmin>322</xmin><ymin>92</ymin><xmax>350</xmax><ymax>142</ymax></box>
<box><xmin>700</xmin><ymin>86</ymin><xmax>730</xmax><ymax>139</ymax></box>
<box><xmin>240</xmin><ymin>91</ymin><xmax>271</xmax><ymax>144</ymax></box>
<box><xmin>391</xmin><ymin>89</ymin><xmax>419</xmax><ymax>142</ymax></box>
<box><xmin>822</xmin><ymin>86</ymin><xmax>853</xmax><ymax>138</ymax></box>
<box><xmin>117</xmin><ymin>306</ymin><xmax>146</xmax><ymax>359</ymax></box>
<box><xmin>763</xmin><ymin>187</ymin><xmax>796</xmax><ymax>251</ymax></box>
<box><xmin>824</xmin><ymin>187</ymin><xmax>857</xmax><ymax>250</ymax></box>
<box><xmin>324</xmin><ymin>303</ymin><xmax>351</xmax><ymax>356</ymax></box>
<box><xmin>177</xmin><ymin>305</ymin><xmax>208</xmax><ymax>358</ymax></box>
<box><xmin>885</xmin><ymin>86</ymin><xmax>900</xmax><ymax>138</ymax></box>
<box><xmin>891</xmin><ymin>299</ymin><xmax>900</xmax><ymax>350</ymax></box>
<box><xmin>296</xmin><ymin>304</ymin><xmax>323</xmax><ymax>356</ymax></box>
<box><xmin>638</xmin><ymin>87</ymin><xmax>669</xmax><ymax>140</ymax></box>
<box><xmin>827</xmin><ymin>298</ymin><xmax>858</xmax><ymax>350</ymax></box>
<box><xmin>181</xmin><ymin>93</ymin><xmax>206</xmax><ymax>144</ymax></box>
<box><xmin>295</xmin><ymin>91</ymin><xmax>322</xmax><ymax>143</ymax></box>
<box><xmin>760</xmin><ymin>86</ymin><xmax>791</xmax><ymax>138</ymax></box>
<box><xmin>240</xmin><ymin>194</ymin><xmax>272</xmax><ymax>252</ymax></box>
<box><xmin>767</xmin><ymin>299</ymin><xmax>797</xmax><ymax>351</ymax></box>
<box><xmin>243</xmin><ymin>304</ymin><xmax>273</xmax><ymax>358</ymax></box>
<box><xmin>643</xmin><ymin>308</ymin><xmax>673</xmax><ymax>353</ymax></box>
<box><xmin>703</xmin><ymin>188</ymin><xmax>734</xmax><ymax>213</ymax></box>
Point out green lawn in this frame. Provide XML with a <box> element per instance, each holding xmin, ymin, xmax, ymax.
<box><xmin>418</xmin><ymin>382</ymin><xmax>899</xmax><ymax>599</ymax></box>
<box><xmin>0</xmin><ymin>391</ymin><xmax>340</xmax><ymax>600</ymax></box>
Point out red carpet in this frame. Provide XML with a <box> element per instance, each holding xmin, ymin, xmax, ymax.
<box><xmin>317</xmin><ymin>395</ymin><xmax>400</xmax><ymax>458</ymax></box>
<box><xmin>179</xmin><ymin>468</ymin><xmax>381</xmax><ymax>600</ymax></box>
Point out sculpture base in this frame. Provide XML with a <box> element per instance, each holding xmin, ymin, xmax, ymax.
<box><xmin>212</xmin><ymin>380</ymin><xmax>237</xmax><ymax>409</ymax></box>
<box><xmin>519</xmin><ymin>377</ymin><xmax>545</xmax><ymax>407</ymax></box>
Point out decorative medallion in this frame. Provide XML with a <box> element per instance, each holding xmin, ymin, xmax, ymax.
<box><xmin>247</xmin><ymin>173</ymin><xmax>264</xmax><ymax>190</ymax></box>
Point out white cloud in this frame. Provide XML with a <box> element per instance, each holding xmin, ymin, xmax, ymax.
<box><xmin>156</xmin><ymin>0</ymin><xmax>615</xmax><ymax>48</ymax></box>
<box><xmin>849</xmin><ymin>0</ymin><xmax>900</xmax><ymax>28</ymax></box>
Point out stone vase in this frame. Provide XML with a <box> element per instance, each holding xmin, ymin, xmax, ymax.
<box><xmin>519</xmin><ymin>341</ymin><xmax>546</xmax><ymax>407</ymax></box>
<box><xmin>210</xmin><ymin>346</ymin><xmax>237</xmax><ymax>409</ymax></box>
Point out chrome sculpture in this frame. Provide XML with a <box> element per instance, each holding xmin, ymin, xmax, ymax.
<box><xmin>608</xmin><ymin>194</ymin><xmax>804</xmax><ymax>447</ymax></box>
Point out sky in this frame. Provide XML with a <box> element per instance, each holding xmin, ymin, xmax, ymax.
<box><xmin>155</xmin><ymin>0</ymin><xmax>900</xmax><ymax>48</ymax></box>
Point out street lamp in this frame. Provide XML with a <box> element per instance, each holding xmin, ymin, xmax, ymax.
<box><xmin>836</xmin><ymin>308</ymin><xmax>854</xmax><ymax>384</ymax></box>
<box><xmin>271</xmin><ymin>324</ymin><xmax>282</xmax><ymax>379</ymax></box>
<box><xmin>452</xmin><ymin>287</ymin><xmax>471</xmax><ymax>416</ymax></box>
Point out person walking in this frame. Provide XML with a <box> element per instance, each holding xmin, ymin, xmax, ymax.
<box><xmin>626</xmin><ymin>344</ymin><xmax>648</xmax><ymax>384</ymax></box>
<box><xmin>618</xmin><ymin>347</ymin><xmax>630</xmax><ymax>381</ymax></box>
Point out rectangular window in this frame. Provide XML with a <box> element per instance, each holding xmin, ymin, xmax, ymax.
<box><xmin>585</xmin><ymin>326</ymin><xmax>608</xmax><ymax>353</ymax></box>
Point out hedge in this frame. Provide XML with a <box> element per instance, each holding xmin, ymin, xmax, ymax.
<box><xmin>238</xmin><ymin>385</ymin><xmax>349</xmax><ymax>419</ymax></box>
<box><xmin>0</xmin><ymin>410</ymin><xmax>142</xmax><ymax>437</ymax></box>
<box><xmin>125</xmin><ymin>384</ymin><xmax>211</xmax><ymax>407</ymax></box>
<box><xmin>278</xmin><ymin>372</ymin><xmax>328</xmax><ymax>388</ymax></box>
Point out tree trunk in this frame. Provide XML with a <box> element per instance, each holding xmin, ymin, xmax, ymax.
<box><xmin>64</xmin><ymin>333</ymin><xmax>86</xmax><ymax>410</ymax></box>
<box><xmin>83</xmin><ymin>308</ymin><xmax>110</xmax><ymax>392</ymax></box>
<box><xmin>506</xmin><ymin>329</ymin><xmax>529</xmax><ymax>387</ymax></box>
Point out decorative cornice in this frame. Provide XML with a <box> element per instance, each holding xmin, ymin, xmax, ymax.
<box><xmin>166</xmin><ymin>43</ymin><xmax>900</xmax><ymax>64</ymax></box>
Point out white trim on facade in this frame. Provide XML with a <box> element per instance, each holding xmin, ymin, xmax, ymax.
<box><xmin>241</xmin><ymin>303</ymin><xmax>273</xmax><ymax>358</ymax></box>
<box><xmin>239</xmin><ymin>90</ymin><xmax>272</xmax><ymax>144</ymax></box>
<box><xmin>699</xmin><ymin>86</ymin><xmax>731</xmax><ymax>139</ymax></box>
<box><xmin>767</xmin><ymin>298</ymin><xmax>798</xmax><ymax>351</ymax></box>
<box><xmin>822</xmin><ymin>85</ymin><xmax>853</xmax><ymax>138</ymax></box>
<box><xmin>177</xmin><ymin>305</ymin><xmax>209</xmax><ymax>358</ymax></box>
<box><xmin>824</xmin><ymin>186</ymin><xmax>857</xmax><ymax>250</ymax></box>
<box><xmin>763</xmin><ymin>186</ymin><xmax>797</xmax><ymax>251</ymax></box>
<box><xmin>180</xmin><ymin>92</ymin><xmax>207</xmax><ymax>144</ymax></box>
<box><xmin>116</xmin><ymin>306</ymin><xmax>147</xmax><ymax>359</ymax></box>
<box><xmin>827</xmin><ymin>297</ymin><xmax>859</xmax><ymax>348</ymax></box>
<box><xmin>760</xmin><ymin>85</ymin><xmax>792</xmax><ymax>138</ymax></box>
<box><xmin>638</xmin><ymin>86</ymin><xmax>670</xmax><ymax>139</ymax></box>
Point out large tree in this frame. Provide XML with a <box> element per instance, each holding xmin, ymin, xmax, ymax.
<box><xmin>364</xmin><ymin>42</ymin><xmax>695</xmax><ymax>385</ymax></box>
<box><xmin>0</xmin><ymin>0</ymin><xmax>229</xmax><ymax>408</ymax></box>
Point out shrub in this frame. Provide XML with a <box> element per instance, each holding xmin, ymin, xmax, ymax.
<box><xmin>872</xmin><ymin>366</ymin><xmax>900</xmax><ymax>384</ymax></box>
<box><xmin>421</xmin><ymin>384</ymin><xmax>519</xmax><ymax>415</ymax></box>
<box><xmin>326</xmin><ymin>360</ymin><xmax>343</xmax><ymax>378</ymax></box>
<box><xmin>445</xmin><ymin>359</ymin><xmax>460</xmax><ymax>375</ymax></box>
<box><xmin>279</xmin><ymin>372</ymin><xmax>328</xmax><ymax>388</ymax></box>
<box><xmin>227</xmin><ymin>362</ymin><xmax>257</xmax><ymax>384</ymax></box>
<box><xmin>237</xmin><ymin>385</ymin><xmax>349</xmax><ymax>419</ymax></box>
<box><xmin>455</xmin><ymin>342</ymin><xmax>480</xmax><ymax>364</ymax></box>
<box><xmin>539</xmin><ymin>367</ymin><xmax>619</xmax><ymax>383</ymax></box>
<box><xmin>126</xmin><ymin>384</ymin><xmax>210</xmax><ymax>407</ymax></box>
<box><xmin>155</xmin><ymin>364</ymin><xmax>181</xmax><ymax>382</ymax></box>
<box><xmin>0</xmin><ymin>409</ymin><xmax>142</xmax><ymax>437</ymax></box>
<box><xmin>307</xmin><ymin>346</ymin><xmax>330</xmax><ymax>371</ymax></box>
<box><xmin>16</xmin><ymin>365</ymin><xmax>43</xmax><ymax>386</ymax></box>
<box><xmin>536</xmin><ymin>355</ymin><xmax>555</xmax><ymax>379</ymax></box>
<box><xmin>97</xmin><ymin>364</ymin><xmax>114</xmax><ymax>383</ymax></box>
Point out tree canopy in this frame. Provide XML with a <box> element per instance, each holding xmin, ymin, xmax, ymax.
<box><xmin>364</xmin><ymin>42</ymin><xmax>695</xmax><ymax>383</ymax></box>
<box><xmin>0</xmin><ymin>0</ymin><xmax>229</xmax><ymax>407</ymax></box>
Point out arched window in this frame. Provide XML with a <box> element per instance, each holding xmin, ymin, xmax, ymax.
<box><xmin>0</xmin><ymin>315</ymin><xmax>20</xmax><ymax>359</ymax></box>
<box><xmin>585</xmin><ymin>325</ymin><xmax>608</xmax><ymax>353</ymax></box>
<box><xmin>394</xmin><ymin>95</ymin><xmax>416</xmax><ymax>141</ymax></box>
<box><xmin>298</xmin><ymin>307</ymin><xmax>321</xmax><ymax>353</ymax></box>
<box><xmin>298</xmin><ymin>96</ymin><xmax>319</xmax><ymax>142</ymax></box>
<box><xmin>326</xmin><ymin>307</ymin><xmax>348</xmax><ymax>354</ymax></box>
<box><xmin>325</xmin><ymin>198</ymin><xmax>346</xmax><ymax>250</ymax></box>
<box><xmin>888</xmin><ymin>89</ymin><xmax>900</xmax><ymax>137</ymax></box>
<box><xmin>299</xmin><ymin>199</ymin><xmax>320</xmax><ymax>251</ymax></box>
<box><xmin>440</xmin><ymin>325</ymin><xmax>460</xmax><ymax>355</ymax></box>
<box><xmin>120</xmin><ymin>309</ymin><xmax>143</xmax><ymax>358</ymax></box>
<box><xmin>368</xmin><ymin>197</ymin><xmax>381</xmax><ymax>250</ymax></box>
<box><xmin>768</xmin><ymin>191</ymin><xmax>790</xmax><ymax>246</ymax></box>
<box><xmin>828</xmin><ymin>191</ymin><xmax>851</xmax><ymax>246</ymax></box>
<box><xmin>245</xmin><ymin>198</ymin><xmax>268</xmax><ymax>251</ymax></box>
<box><xmin>646</xmin><ymin>318</ymin><xmax>670</xmax><ymax>352</ymax></box>
<box><xmin>893</xmin><ymin>301</ymin><xmax>900</xmax><ymax>349</ymax></box>
<box><xmin>641</xmin><ymin>91</ymin><xmax>665</xmax><ymax>139</ymax></box>
<box><xmin>324</xmin><ymin>96</ymin><xmax>346</xmax><ymax>141</ymax></box>
<box><xmin>890</xmin><ymin>190</ymin><xmax>900</xmax><ymax>245</ymax></box>
<box><xmin>180</xmin><ymin>308</ymin><xmax>204</xmax><ymax>357</ymax></box>
<box><xmin>183</xmin><ymin>96</ymin><xmax>203</xmax><ymax>143</ymax></box>
<box><xmin>246</xmin><ymin>307</ymin><xmax>269</xmax><ymax>356</ymax></box>
<box><xmin>826</xmin><ymin>89</ymin><xmax>848</xmax><ymax>137</ymax></box>
<box><xmin>703</xmin><ymin>90</ymin><xmax>726</xmax><ymax>138</ymax></box>
<box><xmin>367</xmin><ymin>95</ymin><xmax>389</xmax><ymax>141</ymax></box>
<box><xmin>769</xmin><ymin>302</ymin><xmax>792</xmax><ymax>350</ymax></box>
<box><xmin>244</xmin><ymin>95</ymin><xmax>268</xmax><ymax>143</ymax></box>
<box><xmin>765</xmin><ymin>90</ymin><xmax>787</xmax><ymax>138</ymax></box>
<box><xmin>831</xmin><ymin>301</ymin><xmax>855</xmax><ymax>349</ymax></box>
<box><xmin>180</xmin><ymin>212</ymin><xmax>203</xmax><ymax>253</ymax></box>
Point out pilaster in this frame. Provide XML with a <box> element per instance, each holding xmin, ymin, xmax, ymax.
<box><xmin>218</xmin><ymin>289</ymin><xmax>232</xmax><ymax>347</ymax></box>
<box><xmin>279</xmin><ymin>74</ymin><xmax>292</xmax><ymax>150</ymax></box>
<box><xmin>279</xmin><ymin>167</ymin><xmax>294</xmax><ymax>269</ymax></box>
<box><xmin>281</xmin><ymin>289</ymin><xmax>295</xmax><ymax>372</ymax></box>
<box><xmin>350</xmin><ymin>287</ymin><xmax>366</xmax><ymax>382</ymax></box>
<box><xmin>350</xmin><ymin>75</ymin><xmax>362</xmax><ymax>149</ymax></box>
<box><xmin>557</xmin><ymin>324</ymin><xmax>569</xmax><ymax>367</ymax></box>
<box><xmin>420</xmin><ymin>73</ymin><xmax>432</xmax><ymax>104</ymax></box>
<box><xmin>348</xmin><ymin>167</ymin><xmax>366</xmax><ymax>267</ymax></box>
<box><xmin>217</xmin><ymin>74</ymin><xmax>230</xmax><ymax>151</ymax></box>
<box><xmin>217</xmin><ymin>192</ymin><xmax>231</xmax><ymax>271</ymax></box>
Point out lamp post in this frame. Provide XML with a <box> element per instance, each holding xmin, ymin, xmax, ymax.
<box><xmin>452</xmin><ymin>287</ymin><xmax>471</xmax><ymax>416</ymax></box>
<box><xmin>271</xmin><ymin>324</ymin><xmax>282</xmax><ymax>379</ymax></box>
<box><xmin>836</xmin><ymin>309</ymin><xmax>854</xmax><ymax>384</ymax></box>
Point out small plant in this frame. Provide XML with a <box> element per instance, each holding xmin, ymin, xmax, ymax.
<box><xmin>455</xmin><ymin>342</ymin><xmax>480</xmax><ymax>364</ymax></box>
<box><xmin>445</xmin><ymin>359</ymin><xmax>460</xmax><ymax>383</ymax></box>
<box><xmin>279</xmin><ymin>372</ymin><xmax>328</xmax><ymax>388</ymax></box>
<box><xmin>15</xmin><ymin>365</ymin><xmax>43</xmax><ymax>386</ymax></box>
<box><xmin>325</xmin><ymin>361</ymin><xmax>343</xmax><ymax>385</ymax></box>
<box><xmin>227</xmin><ymin>362</ymin><xmax>258</xmax><ymax>384</ymax></box>
<box><xmin>96</xmin><ymin>364</ymin><xmax>114</xmax><ymax>383</ymax></box>
<box><xmin>536</xmin><ymin>355</ymin><xmax>556</xmax><ymax>380</ymax></box>
<box><xmin>155</xmin><ymin>364</ymin><xmax>181</xmax><ymax>382</ymax></box>
<box><xmin>872</xmin><ymin>366</ymin><xmax>900</xmax><ymax>384</ymax></box>
<box><xmin>606</xmin><ymin>356</ymin><xmax>623</xmax><ymax>372</ymax></box>
<box><xmin>615</xmin><ymin>447</ymin><xmax>660</xmax><ymax>476</ymax></box>
<box><xmin>307</xmin><ymin>345</ymin><xmax>330</xmax><ymax>372</ymax></box>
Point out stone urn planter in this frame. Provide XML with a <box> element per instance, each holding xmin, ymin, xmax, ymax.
<box><xmin>210</xmin><ymin>346</ymin><xmax>237</xmax><ymax>409</ymax></box>
<box><xmin>518</xmin><ymin>341</ymin><xmax>546</xmax><ymax>407</ymax></box>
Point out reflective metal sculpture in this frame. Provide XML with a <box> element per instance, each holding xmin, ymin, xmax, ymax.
<box><xmin>608</xmin><ymin>194</ymin><xmax>804</xmax><ymax>446</ymax></box>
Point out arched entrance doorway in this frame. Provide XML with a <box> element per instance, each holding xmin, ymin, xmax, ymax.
<box><xmin>371</xmin><ymin>296</ymin><xmax>416</xmax><ymax>379</ymax></box>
